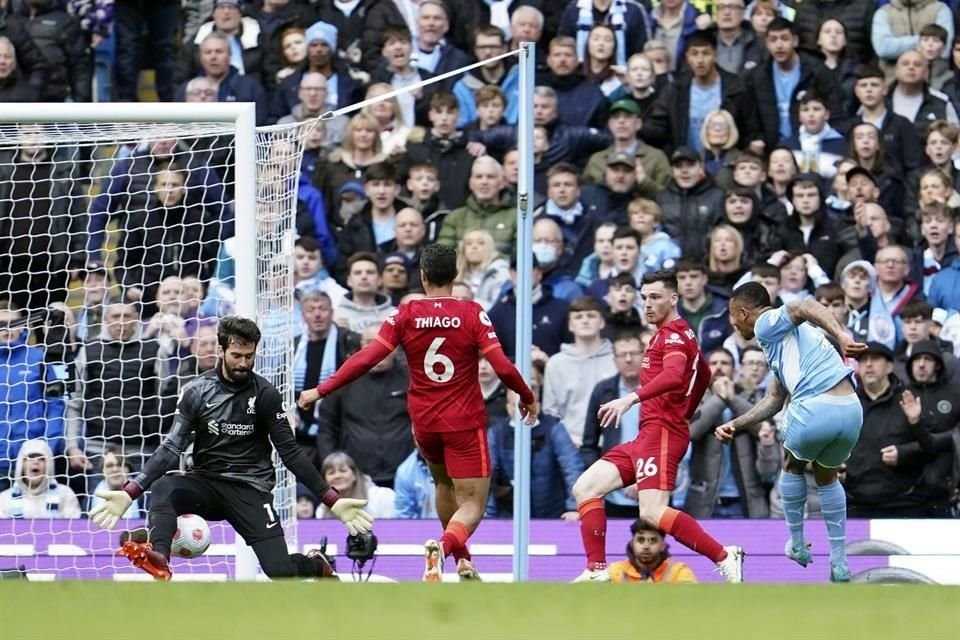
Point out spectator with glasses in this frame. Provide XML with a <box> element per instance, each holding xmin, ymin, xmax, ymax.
<box><xmin>183</xmin><ymin>76</ymin><xmax>217</xmax><ymax>103</ymax></box>
<box><xmin>871</xmin><ymin>245</ymin><xmax>922</xmax><ymax>348</ymax></box>
<box><xmin>737</xmin><ymin>345</ymin><xmax>771</xmax><ymax>400</ymax></box>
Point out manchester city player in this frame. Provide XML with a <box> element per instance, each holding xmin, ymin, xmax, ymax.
<box><xmin>717</xmin><ymin>283</ymin><xmax>867</xmax><ymax>582</ymax></box>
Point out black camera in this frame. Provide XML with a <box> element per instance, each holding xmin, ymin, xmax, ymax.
<box><xmin>346</xmin><ymin>531</ymin><xmax>378</xmax><ymax>563</ymax></box>
<box><xmin>345</xmin><ymin>531</ymin><xmax>378</xmax><ymax>581</ymax></box>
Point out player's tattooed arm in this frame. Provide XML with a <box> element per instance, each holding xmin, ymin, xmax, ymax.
<box><xmin>715</xmin><ymin>378</ymin><xmax>786</xmax><ymax>443</ymax></box>
<box><xmin>785</xmin><ymin>298</ymin><xmax>845</xmax><ymax>336</ymax></box>
<box><xmin>785</xmin><ymin>298</ymin><xmax>868</xmax><ymax>356</ymax></box>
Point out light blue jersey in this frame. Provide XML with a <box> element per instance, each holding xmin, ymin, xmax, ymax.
<box><xmin>755</xmin><ymin>307</ymin><xmax>860</xmax><ymax>577</ymax></box>
<box><xmin>754</xmin><ymin>307</ymin><xmax>861</xmax><ymax>467</ymax></box>
<box><xmin>754</xmin><ymin>307</ymin><xmax>852</xmax><ymax>401</ymax></box>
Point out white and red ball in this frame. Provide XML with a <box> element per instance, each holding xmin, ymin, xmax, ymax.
<box><xmin>171</xmin><ymin>514</ymin><xmax>212</xmax><ymax>558</ymax></box>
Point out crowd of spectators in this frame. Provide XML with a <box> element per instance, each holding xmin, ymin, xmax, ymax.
<box><xmin>0</xmin><ymin>0</ymin><xmax>959</xmax><ymax>522</ymax></box>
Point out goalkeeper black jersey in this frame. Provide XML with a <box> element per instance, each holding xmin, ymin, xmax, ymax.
<box><xmin>131</xmin><ymin>368</ymin><xmax>331</xmax><ymax>497</ymax></box>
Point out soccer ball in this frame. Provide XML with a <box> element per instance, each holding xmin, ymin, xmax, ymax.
<box><xmin>171</xmin><ymin>514</ymin><xmax>211</xmax><ymax>558</ymax></box>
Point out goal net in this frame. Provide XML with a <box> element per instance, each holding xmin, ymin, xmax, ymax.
<box><xmin>0</xmin><ymin>105</ymin><xmax>303</xmax><ymax>580</ymax></box>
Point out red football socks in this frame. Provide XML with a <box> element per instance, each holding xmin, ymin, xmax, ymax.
<box><xmin>577</xmin><ymin>498</ymin><xmax>607</xmax><ymax>570</ymax></box>
<box><xmin>659</xmin><ymin>507</ymin><xmax>727</xmax><ymax>563</ymax></box>
<box><xmin>452</xmin><ymin>545</ymin><xmax>471</xmax><ymax>562</ymax></box>
<box><xmin>439</xmin><ymin>520</ymin><xmax>470</xmax><ymax>560</ymax></box>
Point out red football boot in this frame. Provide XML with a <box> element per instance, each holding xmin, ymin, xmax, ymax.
<box><xmin>118</xmin><ymin>541</ymin><xmax>172</xmax><ymax>581</ymax></box>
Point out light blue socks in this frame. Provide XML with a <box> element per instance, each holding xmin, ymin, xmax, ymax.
<box><xmin>817</xmin><ymin>480</ymin><xmax>848</xmax><ymax>568</ymax></box>
<box><xmin>779</xmin><ymin>471</ymin><xmax>808</xmax><ymax>551</ymax></box>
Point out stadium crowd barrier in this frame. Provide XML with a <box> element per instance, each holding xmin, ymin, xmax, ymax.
<box><xmin>1</xmin><ymin>519</ymin><xmax>957</xmax><ymax>583</ymax></box>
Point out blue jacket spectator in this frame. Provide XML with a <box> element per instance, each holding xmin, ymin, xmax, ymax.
<box><xmin>928</xmin><ymin>259</ymin><xmax>960</xmax><ymax>313</ymax></box>
<box><xmin>488</xmin><ymin>283</ymin><xmax>573</xmax><ymax>360</ymax></box>
<box><xmin>0</xmin><ymin>321</ymin><xmax>66</xmax><ymax>481</ymax></box>
<box><xmin>487</xmin><ymin>414</ymin><xmax>584</xmax><ymax>518</ymax></box>
<box><xmin>297</xmin><ymin>174</ymin><xmax>338</xmax><ymax>269</ymax></box>
<box><xmin>641</xmin><ymin>231</ymin><xmax>683</xmax><ymax>273</ymax></box>
<box><xmin>393</xmin><ymin>450</ymin><xmax>438</xmax><ymax>519</ymax></box>
<box><xmin>697</xmin><ymin>301</ymin><xmax>734</xmax><ymax>354</ymax></box>
<box><xmin>576</xmin><ymin>253</ymin><xmax>611</xmax><ymax>289</ymax></box>
<box><xmin>454</xmin><ymin>65</ymin><xmax>520</xmax><ymax>127</ymax></box>
<box><xmin>542</xmin><ymin>267</ymin><xmax>584</xmax><ymax>302</ymax></box>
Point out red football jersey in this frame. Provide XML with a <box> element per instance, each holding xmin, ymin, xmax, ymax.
<box><xmin>377</xmin><ymin>297</ymin><xmax>502</xmax><ymax>433</ymax></box>
<box><xmin>640</xmin><ymin>316</ymin><xmax>708</xmax><ymax>429</ymax></box>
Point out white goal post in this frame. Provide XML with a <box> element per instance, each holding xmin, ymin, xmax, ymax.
<box><xmin>0</xmin><ymin>102</ymin><xmax>302</xmax><ymax>581</ymax></box>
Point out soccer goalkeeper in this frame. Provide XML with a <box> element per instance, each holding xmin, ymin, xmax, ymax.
<box><xmin>90</xmin><ymin>316</ymin><xmax>372</xmax><ymax>580</ymax></box>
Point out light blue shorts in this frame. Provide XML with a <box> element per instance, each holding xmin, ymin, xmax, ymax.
<box><xmin>782</xmin><ymin>393</ymin><xmax>863</xmax><ymax>468</ymax></box>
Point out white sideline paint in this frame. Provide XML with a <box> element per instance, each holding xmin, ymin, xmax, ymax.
<box><xmin>0</xmin><ymin>545</ymin><xmax>34</xmax><ymax>556</ymax></box>
<box><xmin>47</xmin><ymin>544</ymin><xmax>87</xmax><ymax>557</ymax></box>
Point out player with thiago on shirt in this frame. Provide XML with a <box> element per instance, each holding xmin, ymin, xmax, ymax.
<box><xmin>299</xmin><ymin>244</ymin><xmax>537</xmax><ymax>582</ymax></box>
<box><xmin>571</xmin><ymin>270</ymin><xmax>745</xmax><ymax>583</ymax></box>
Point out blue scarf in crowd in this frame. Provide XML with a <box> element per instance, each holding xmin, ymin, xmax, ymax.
<box><xmin>868</xmin><ymin>283</ymin><xmax>918</xmax><ymax>349</ymax></box>
<box><xmin>292</xmin><ymin>324</ymin><xmax>339</xmax><ymax>436</ymax></box>
<box><xmin>7</xmin><ymin>482</ymin><xmax>61</xmax><ymax>518</ymax></box>
<box><xmin>576</xmin><ymin>0</ymin><xmax>628</xmax><ymax>67</ymax></box>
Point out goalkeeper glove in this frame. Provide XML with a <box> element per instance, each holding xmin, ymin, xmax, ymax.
<box><xmin>90</xmin><ymin>489</ymin><xmax>133</xmax><ymax>530</ymax></box>
<box><xmin>330</xmin><ymin>498</ymin><xmax>374</xmax><ymax>536</ymax></box>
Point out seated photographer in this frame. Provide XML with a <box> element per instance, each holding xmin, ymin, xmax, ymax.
<box><xmin>608</xmin><ymin>520</ymin><xmax>697</xmax><ymax>584</ymax></box>
<box><xmin>315</xmin><ymin>451</ymin><xmax>395</xmax><ymax>519</ymax></box>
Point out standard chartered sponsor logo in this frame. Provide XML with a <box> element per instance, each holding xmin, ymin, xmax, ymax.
<box><xmin>208</xmin><ymin>420</ymin><xmax>254</xmax><ymax>436</ymax></box>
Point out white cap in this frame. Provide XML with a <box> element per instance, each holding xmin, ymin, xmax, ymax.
<box><xmin>840</xmin><ymin>260</ymin><xmax>877</xmax><ymax>288</ymax></box>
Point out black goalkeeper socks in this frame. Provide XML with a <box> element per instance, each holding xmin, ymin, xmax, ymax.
<box><xmin>146</xmin><ymin>506</ymin><xmax>178</xmax><ymax>558</ymax></box>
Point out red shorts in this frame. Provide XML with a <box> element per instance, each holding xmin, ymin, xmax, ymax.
<box><xmin>414</xmin><ymin>427</ymin><xmax>490</xmax><ymax>479</ymax></box>
<box><xmin>601</xmin><ymin>422</ymin><xmax>689</xmax><ymax>491</ymax></box>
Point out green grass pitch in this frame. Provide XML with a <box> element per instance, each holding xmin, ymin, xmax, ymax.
<box><xmin>3</xmin><ymin>583</ymin><xmax>957</xmax><ymax>639</ymax></box>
